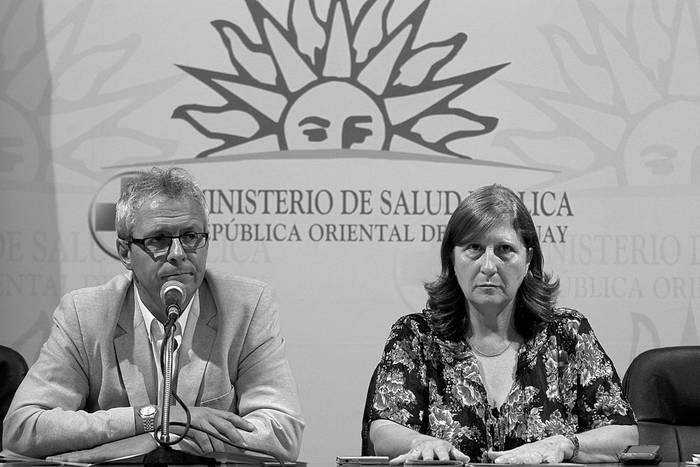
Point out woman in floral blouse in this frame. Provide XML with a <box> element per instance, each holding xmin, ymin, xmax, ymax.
<box><xmin>362</xmin><ymin>185</ymin><xmax>637</xmax><ymax>464</ymax></box>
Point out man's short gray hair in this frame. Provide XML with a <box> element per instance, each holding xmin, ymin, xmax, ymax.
<box><xmin>115</xmin><ymin>167</ymin><xmax>208</xmax><ymax>240</ymax></box>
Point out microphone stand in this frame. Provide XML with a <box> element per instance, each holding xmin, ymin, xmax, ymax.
<box><xmin>143</xmin><ymin>315</ymin><xmax>215</xmax><ymax>466</ymax></box>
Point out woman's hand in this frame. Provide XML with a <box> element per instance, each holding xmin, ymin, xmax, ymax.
<box><xmin>487</xmin><ymin>435</ymin><xmax>571</xmax><ymax>464</ymax></box>
<box><xmin>389</xmin><ymin>436</ymin><xmax>469</xmax><ymax>465</ymax></box>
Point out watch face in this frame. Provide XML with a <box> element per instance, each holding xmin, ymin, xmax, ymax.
<box><xmin>140</xmin><ymin>405</ymin><xmax>156</xmax><ymax>416</ymax></box>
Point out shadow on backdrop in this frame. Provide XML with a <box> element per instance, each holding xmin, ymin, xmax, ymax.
<box><xmin>0</xmin><ymin>1</ymin><xmax>58</xmax><ymax>364</ymax></box>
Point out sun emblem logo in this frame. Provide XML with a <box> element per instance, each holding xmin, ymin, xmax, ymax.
<box><xmin>497</xmin><ymin>0</ymin><xmax>700</xmax><ymax>188</ymax></box>
<box><xmin>173</xmin><ymin>0</ymin><xmax>508</xmax><ymax>159</ymax></box>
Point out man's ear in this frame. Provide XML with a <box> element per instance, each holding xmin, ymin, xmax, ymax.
<box><xmin>116</xmin><ymin>238</ymin><xmax>132</xmax><ymax>270</ymax></box>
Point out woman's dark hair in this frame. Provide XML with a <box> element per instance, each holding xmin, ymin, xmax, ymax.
<box><xmin>424</xmin><ymin>184</ymin><xmax>559</xmax><ymax>341</ymax></box>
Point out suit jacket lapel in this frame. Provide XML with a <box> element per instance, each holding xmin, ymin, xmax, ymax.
<box><xmin>114</xmin><ymin>283</ymin><xmax>159</xmax><ymax>405</ymax></box>
<box><xmin>177</xmin><ymin>281</ymin><xmax>217</xmax><ymax>406</ymax></box>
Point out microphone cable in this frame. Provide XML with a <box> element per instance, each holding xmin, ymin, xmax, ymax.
<box><xmin>156</xmin><ymin>321</ymin><xmax>289</xmax><ymax>467</ymax></box>
<box><xmin>155</xmin><ymin>318</ymin><xmax>189</xmax><ymax>447</ymax></box>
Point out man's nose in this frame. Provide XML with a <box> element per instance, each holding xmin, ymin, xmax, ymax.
<box><xmin>167</xmin><ymin>237</ymin><xmax>186</xmax><ymax>261</ymax></box>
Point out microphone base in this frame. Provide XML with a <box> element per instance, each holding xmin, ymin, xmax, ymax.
<box><xmin>143</xmin><ymin>445</ymin><xmax>216</xmax><ymax>466</ymax></box>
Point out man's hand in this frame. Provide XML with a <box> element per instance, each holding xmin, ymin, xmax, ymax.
<box><xmin>488</xmin><ymin>435</ymin><xmax>571</xmax><ymax>464</ymax></box>
<box><xmin>47</xmin><ymin>433</ymin><xmax>159</xmax><ymax>463</ymax></box>
<box><xmin>168</xmin><ymin>406</ymin><xmax>255</xmax><ymax>454</ymax></box>
<box><xmin>389</xmin><ymin>435</ymin><xmax>469</xmax><ymax>465</ymax></box>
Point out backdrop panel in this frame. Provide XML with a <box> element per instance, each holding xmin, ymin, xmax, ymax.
<box><xmin>2</xmin><ymin>1</ymin><xmax>699</xmax><ymax>463</ymax></box>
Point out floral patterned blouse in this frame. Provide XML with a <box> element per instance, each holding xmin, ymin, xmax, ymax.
<box><xmin>362</xmin><ymin>308</ymin><xmax>636</xmax><ymax>462</ymax></box>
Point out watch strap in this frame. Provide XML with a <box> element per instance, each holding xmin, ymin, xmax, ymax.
<box><xmin>138</xmin><ymin>405</ymin><xmax>157</xmax><ymax>433</ymax></box>
<box><xmin>143</xmin><ymin>414</ymin><xmax>155</xmax><ymax>432</ymax></box>
<box><xmin>565</xmin><ymin>434</ymin><xmax>580</xmax><ymax>460</ymax></box>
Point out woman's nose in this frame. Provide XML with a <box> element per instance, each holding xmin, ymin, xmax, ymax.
<box><xmin>479</xmin><ymin>248</ymin><xmax>498</xmax><ymax>275</ymax></box>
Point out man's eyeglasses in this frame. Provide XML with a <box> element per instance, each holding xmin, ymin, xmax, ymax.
<box><xmin>126</xmin><ymin>232</ymin><xmax>209</xmax><ymax>259</ymax></box>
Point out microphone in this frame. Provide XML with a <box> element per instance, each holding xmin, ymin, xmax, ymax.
<box><xmin>160</xmin><ymin>280</ymin><xmax>186</xmax><ymax>321</ymax></box>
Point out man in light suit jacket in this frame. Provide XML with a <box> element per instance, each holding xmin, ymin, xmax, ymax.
<box><xmin>2</xmin><ymin>167</ymin><xmax>304</xmax><ymax>461</ymax></box>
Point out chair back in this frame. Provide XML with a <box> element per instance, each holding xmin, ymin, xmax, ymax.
<box><xmin>623</xmin><ymin>346</ymin><xmax>700</xmax><ymax>462</ymax></box>
<box><xmin>0</xmin><ymin>345</ymin><xmax>29</xmax><ymax>450</ymax></box>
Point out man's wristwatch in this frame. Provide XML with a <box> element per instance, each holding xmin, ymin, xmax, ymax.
<box><xmin>138</xmin><ymin>405</ymin><xmax>158</xmax><ymax>433</ymax></box>
<box><xmin>565</xmin><ymin>434</ymin><xmax>580</xmax><ymax>460</ymax></box>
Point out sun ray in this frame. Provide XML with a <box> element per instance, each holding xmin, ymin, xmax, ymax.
<box><xmin>205</xmin><ymin>135</ymin><xmax>281</xmax><ymax>157</ymax></box>
<box><xmin>401</xmin><ymin>108</ymin><xmax>498</xmax><ymax>157</ymax></box>
<box><xmin>389</xmin><ymin>134</ymin><xmax>453</xmax><ymax>157</ymax></box>
<box><xmin>231</xmin><ymin>135</ymin><xmax>281</xmax><ymax>154</ymax></box>
<box><xmin>357</xmin><ymin>1</ymin><xmax>430</xmax><ymax>95</ymax></box>
<box><xmin>631</xmin><ymin>0</ymin><xmax>670</xmax><ymax>79</ymax></box>
<box><xmin>46</xmin><ymin>1</ymin><xmax>94</xmax><ymax>74</ymax></box>
<box><xmin>322</xmin><ymin>1</ymin><xmax>352</xmax><ymax>78</ymax></box>
<box><xmin>16</xmin><ymin>3</ymin><xmax>92</xmax><ymax>112</ymax></box>
<box><xmin>214</xmin><ymin>21</ymin><xmax>277</xmax><ymax>86</ymax></box>
<box><xmin>54</xmin><ymin>36</ymin><xmax>141</xmax><ymax>102</ymax></box>
<box><xmin>186</xmin><ymin>109</ymin><xmax>259</xmax><ymax>138</ymax></box>
<box><xmin>497</xmin><ymin>134</ymin><xmax>594</xmax><ymax>171</ymax></box>
<box><xmin>244</xmin><ymin>0</ymin><xmax>317</xmax><ymax>93</ymax></box>
<box><xmin>385</xmin><ymin>83</ymin><xmax>460</xmax><ymax>125</ymax></box>
<box><xmin>412</xmin><ymin>112</ymin><xmax>492</xmax><ymax>143</ymax></box>
<box><xmin>599</xmin><ymin>26</ymin><xmax>660</xmax><ymax>113</ymax></box>
<box><xmin>543</xmin><ymin>100</ymin><xmax>626</xmax><ymax>151</ymax></box>
<box><xmin>542</xmin><ymin>26</ymin><xmax>614</xmax><ymax>105</ymax></box>
<box><xmin>212</xmin><ymin>79</ymin><xmax>287</xmax><ymax>122</ymax></box>
<box><xmin>173</xmin><ymin>66</ymin><xmax>280</xmax><ymax>133</ymax></box>
<box><xmin>171</xmin><ymin>102</ymin><xmax>278</xmax><ymax>158</ymax></box>
<box><xmin>385</xmin><ymin>64</ymin><xmax>508</xmax><ymax>125</ymax></box>
<box><xmin>3</xmin><ymin>2</ymin><xmax>44</xmax><ymax>71</ymax></box>
<box><xmin>668</xmin><ymin>1</ymin><xmax>700</xmax><ymax>96</ymax></box>
<box><xmin>496</xmin><ymin>80</ymin><xmax>625</xmax><ymax>184</ymax></box>
<box><xmin>262</xmin><ymin>18</ymin><xmax>317</xmax><ymax>93</ymax></box>
<box><xmin>394</xmin><ymin>34</ymin><xmax>466</xmax><ymax>88</ymax></box>
<box><xmin>353</xmin><ymin>0</ymin><xmax>391</xmax><ymax>64</ymax></box>
<box><xmin>357</xmin><ymin>26</ymin><xmax>411</xmax><ymax>95</ymax></box>
<box><xmin>289</xmin><ymin>0</ymin><xmax>325</xmax><ymax>67</ymax></box>
<box><xmin>578</xmin><ymin>1</ymin><xmax>661</xmax><ymax>114</ymax></box>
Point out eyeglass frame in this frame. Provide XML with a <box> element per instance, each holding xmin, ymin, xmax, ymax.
<box><xmin>120</xmin><ymin>232</ymin><xmax>209</xmax><ymax>261</ymax></box>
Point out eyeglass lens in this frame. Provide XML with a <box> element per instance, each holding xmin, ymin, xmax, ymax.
<box><xmin>144</xmin><ymin>233</ymin><xmax>207</xmax><ymax>253</ymax></box>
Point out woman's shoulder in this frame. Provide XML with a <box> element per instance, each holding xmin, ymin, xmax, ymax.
<box><xmin>546</xmin><ymin>306</ymin><xmax>595</xmax><ymax>337</ymax></box>
<box><xmin>551</xmin><ymin>306</ymin><xmax>586</xmax><ymax>321</ymax></box>
<box><xmin>390</xmin><ymin>312</ymin><xmax>431</xmax><ymax>334</ymax></box>
<box><xmin>386</xmin><ymin>311</ymin><xmax>466</xmax><ymax>363</ymax></box>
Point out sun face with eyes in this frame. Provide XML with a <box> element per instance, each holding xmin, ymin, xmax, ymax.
<box><xmin>173</xmin><ymin>0</ymin><xmax>506</xmax><ymax>158</ymax></box>
<box><xmin>282</xmin><ymin>80</ymin><xmax>387</xmax><ymax>150</ymax></box>
<box><xmin>497</xmin><ymin>1</ymin><xmax>700</xmax><ymax>188</ymax></box>
<box><xmin>623</xmin><ymin>101</ymin><xmax>700</xmax><ymax>185</ymax></box>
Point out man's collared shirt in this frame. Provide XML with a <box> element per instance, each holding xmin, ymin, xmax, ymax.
<box><xmin>135</xmin><ymin>286</ymin><xmax>196</xmax><ymax>402</ymax></box>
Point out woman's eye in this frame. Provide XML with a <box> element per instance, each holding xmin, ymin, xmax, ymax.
<box><xmin>497</xmin><ymin>244</ymin><xmax>515</xmax><ymax>254</ymax></box>
<box><xmin>464</xmin><ymin>244</ymin><xmax>482</xmax><ymax>255</ymax></box>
